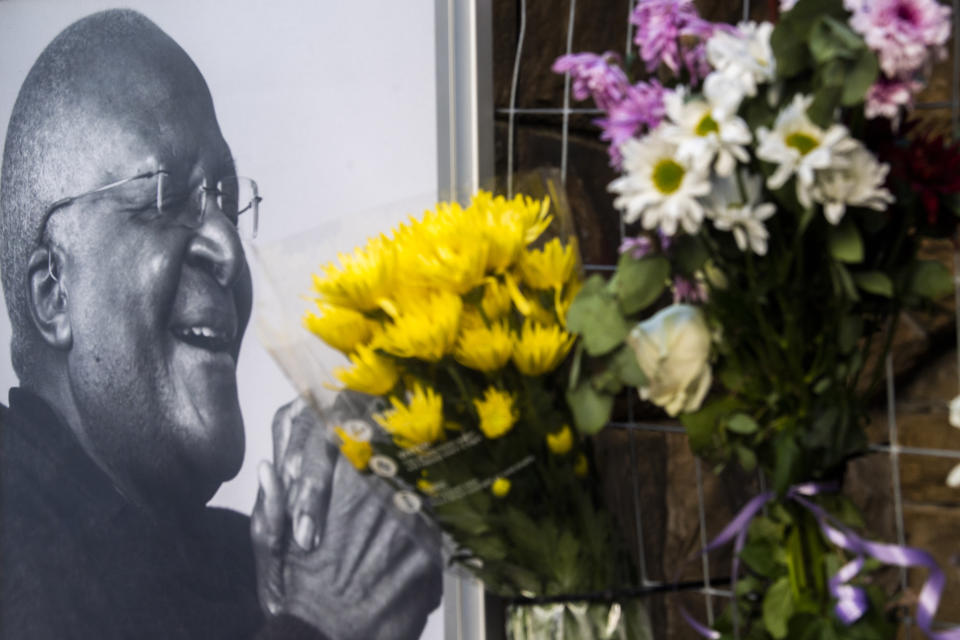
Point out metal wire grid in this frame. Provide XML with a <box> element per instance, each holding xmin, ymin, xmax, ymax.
<box><xmin>499</xmin><ymin>0</ymin><xmax>960</xmax><ymax>634</ymax></box>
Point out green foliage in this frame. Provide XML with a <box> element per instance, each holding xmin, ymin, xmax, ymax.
<box><xmin>614</xmin><ymin>253</ymin><xmax>669</xmax><ymax>315</ymax></box>
<box><xmin>852</xmin><ymin>271</ymin><xmax>893</xmax><ymax>297</ymax></box>
<box><xmin>727</xmin><ymin>413</ymin><xmax>760</xmax><ymax>435</ymax></box>
<box><xmin>762</xmin><ymin>577</ymin><xmax>795</xmax><ymax>639</ymax></box>
<box><xmin>828</xmin><ymin>220</ymin><xmax>864</xmax><ymax>264</ymax></box>
<box><xmin>908</xmin><ymin>259</ymin><xmax>953</xmax><ymax>299</ymax></box>
<box><xmin>566</xmin><ymin>274</ymin><xmax>630</xmax><ymax>356</ymax></box>
<box><xmin>566</xmin><ymin>380</ymin><xmax>614</xmax><ymax>435</ymax></box>
<box><xmin>681</xmin><ymin>395</ymin><xmax>741</xmax><ymax>454</ymax></box>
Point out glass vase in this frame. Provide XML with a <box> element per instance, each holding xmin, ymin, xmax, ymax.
<box><xmin>505</xmin><ymin>598</ymin><xmax>653</xmax><ymax>640</ymax></box>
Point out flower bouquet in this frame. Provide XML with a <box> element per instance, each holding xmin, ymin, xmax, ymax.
<box><xmin>554</xmin><ymin>0</ymin><xmax>959</xmax><ymax>637</ymax></box>
<box><xmin>301</xmin><ymin>190</ymin><xmax>652</xmax><ymax>638</ymax></box>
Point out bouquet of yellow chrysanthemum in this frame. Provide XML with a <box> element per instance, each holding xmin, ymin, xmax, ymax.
<box><xmin>303</xmin><ymin>190</ymin><xmax>632</xmax><ymax>597</ymax></box>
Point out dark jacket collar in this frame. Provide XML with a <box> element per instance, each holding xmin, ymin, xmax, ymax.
<box><xmin>4</xmin><ymin>386</ymin><xmax>130</xmax><ymax>523</ymax></box>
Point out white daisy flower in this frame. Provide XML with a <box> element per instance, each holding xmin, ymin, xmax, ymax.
<box><xmin>663</xmin><ymin>79</ymin><xmax>752</xmax><ymax>177</ymax></box>
<box><xmin>756</xmin><ymin>93</ymin><xmax>858</xmax><ymax>209</ymax></box>
<box><xmin>609</xmin><ymin>127</ymin><xmax>712</xmax><ymax>236</ymax></box>
<box><xmin>810</xmin><ymin>143</ymin><xmax>894</xmax><ymax>224</ymax></box>
<box><xmin>706</xmin><ymin>171</ymin><xmax>776</xmax><ymax>255</ymax></box>
<box><xmin>706</xmin><ymin>21</ymin><xmax>777</xmax><ymax>100</ymax></box>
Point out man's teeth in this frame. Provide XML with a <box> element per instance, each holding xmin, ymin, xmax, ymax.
<box><xmin>183</xmin><ymin>326</ymin><xmax>222</xmax><ymax>339</ymax></box>
<box><xmin>174</xmin><ymin>326</ymin><xmax>232</xmax><ymax>347</ymax></box>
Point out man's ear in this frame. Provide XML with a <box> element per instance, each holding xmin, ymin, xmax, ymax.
<box><xmin>27</xmin><ymin>246</ymin><xmax>72</xmax><ymax>349</ymax></box>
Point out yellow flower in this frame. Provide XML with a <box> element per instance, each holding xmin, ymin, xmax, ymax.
<box><xmin>334</xmin><ymin>425</ymin><xmax>373</xmax><ymax>471</ymax></box>
<box><xmin>472</xmin><ymin>191</ymin><xmax>553</xmax><ymax>273</ymax></box>
<box><xmin>378</xmin><ymin>290</ymin><xmax>462</xmax><ymax>361</ymax></box>
<box><xmin>520</xmin><ymin>237</ymin><xmax>578</xmax><ymax>291</ymax></box>
<box><xmin>477</xmin><ymin>202</ymin><xmax>525</xmax><ymax>273</ymax></box>
<box><xmin>573</xmin><ymin>453</ymin><xmax>589</xmax><ymax>477</ymax></box>
<box><xmin>525</xmin><ymin>296</ymin><xmax>558</xmax><ymax>326</ymax></box>
<box><xmin>459</xmin><ymin>307</ymin><xmax>487</xmax><ymax>331</ymax></box>
<box><xmin>556</xmin><ymin>278</ymin><xmax>582</xmax><ymax>327</ymax></box>
<box><xmin>546</xmin><ymin>425</ymin><xmax>573</xmax><ymax>455</ymax></box>
<box><xmin>374</xmin><ymin>383</ymin><xmax>446</xmax><ymax>448</ymax></box>
<box><xmin>481</xmin><ymin>278</ymin><xmax>514</xmax><ymax>321</ymax></box>
<box><xmin>394</xmin><ymin>204</ymin><xmax>488</xmax><ymax>295</ymax></box>
<box><xmin>517</xmin><ymin>195</ymin><xmax>553</xmax><ymax>244</ymax></box>
<box><xmin>303</xmin><ymin>304</ymin><xmax>378</xmax><ymax>354</ymax></box>
<box><xmin>333</xmin><ymin>344</ymin><xmax>399</xmax><ymax>395</ymax></box>
<box><xmin>491</xmin><ymin>477</ymin><xmax>511</xmax><ymax>497</ymax></box>
<box><xmin>455</xmin><ymin>321</ymin><xmax>514</xmax><ymax>372</ymax></box>
<box><xmin>313</xmin><ymin>235</ymin><xmax>395</xmax><ymax>312</ymax></box>
<box><xmin>473</xmin><ymin>387</ymin><xmax>518</xmax><ymax>439</ymax></box>
<box><xmin>512</xmin><ymin>320</ymin><xmax>576</xmax><ymax>376</ymax></box>
<box><xmin>417</xmin><ymin>478</ymin><xmax>436</xmax><ymax>495</ymax></box>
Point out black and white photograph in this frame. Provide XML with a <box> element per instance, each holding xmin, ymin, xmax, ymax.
<box><xmin>0</xmin><ymin>2</ymin><xmax>446</xmax><ymax>638</ymax></box>
<box><xmin>4</xmin><ymin>1</ymin><xmax>960</xmax><ymax>639</ymax></box>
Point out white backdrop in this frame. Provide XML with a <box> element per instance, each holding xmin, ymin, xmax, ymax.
<box><xmin>0</xmin><ymin>1</ymin><xmax>442</xmax><ymax>636</ymax></box>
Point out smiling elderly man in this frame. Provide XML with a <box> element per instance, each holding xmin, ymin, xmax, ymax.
<box><xmin>0</xmin><ymin>10</ymin><xmax>440</xmax><ymax>640</ymax></box>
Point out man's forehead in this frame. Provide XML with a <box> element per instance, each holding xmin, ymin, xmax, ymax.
<box><xmin>63</xmin><ymin>48</ymin><xmax>232</xmax><ymax>188</ymax></box>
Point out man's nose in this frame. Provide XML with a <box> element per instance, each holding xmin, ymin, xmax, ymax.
<box><xmin>185</xmin><ymin>206</ymin><xmax>246</xmax><ymax>288</ymax></box>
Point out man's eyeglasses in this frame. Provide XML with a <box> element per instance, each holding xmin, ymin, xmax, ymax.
<box><xmin>40</xmin><ymin>169</ymin><xmax>261</xmax><ymax>241</ymax></box>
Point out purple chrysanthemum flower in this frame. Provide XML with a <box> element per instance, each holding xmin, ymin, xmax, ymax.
<box><xmin>630</xmin><ymin>0</ymin><xmax>720</xmax><ymax>83</ymax></box>
<box><xmin>657</xmin><ymin>229</ymin><xmax>674</xmax><ymax>252</ymax></box>
<box><xmin>845</xmin><ymin>0</ymin><xmax>951</xmax><ymax>78</ymax></box>
<box><xmin>864</xmin><ymin>75</ymin><xmax>922</xmax><ymax>128</ymax></box>
<box><xmin>552</xmin><ymin>52</ymin><xmax>630</xmax><ymax>111</ymax></box>
<box><xmin>595</xmin><ymin>80</ymin><xmax>667</xmax><ymax>168</ymax></box>
<box><xmin>619</xmin><ymin>235</ymin><xmax>655</xmax><ymax>259</ymax></box>
<box><xmin>672</xmin><ymin>275</ymin><xmax>707</xmax><ymax>304</ymax></box>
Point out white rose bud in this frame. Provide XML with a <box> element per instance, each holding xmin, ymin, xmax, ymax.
<box><xmin>947</xmin><ymin>463</ymin><xmax>960</xmax><ymax>488</ymax></box>
<box><xmin>949</xmin><ymin>395</ymin><xmax>960</xmax><ymax>430</ymax></box>
<box><xmin>626</xmin><ymin>304</ymin><xmax>713</xmax><ymax>417</ymax></box>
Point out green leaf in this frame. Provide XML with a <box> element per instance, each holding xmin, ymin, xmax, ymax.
<box><xmin>568</xmin><ymin>342</ymin><xmax>584</xmax><ymax>391</ymax></box>
<box><xmin>833</xmin><ymin>263</ymin><xmax>860</xmax><ymax>301</ymax></box>
<box><xmin>553</xmin><ymin>530</ymin><xmax>581</xmax><ymax>592</ymax></box>
<box><xmin>828</xmin><ymin>219</ymin><xmax>864</xmax><ymax>263</ymax></box>
<box><xmin>841</xmin><ymin>47</ymin><xmax>879</xmax><ymax>105</ymax></box>
<box><xmin>908</xmin><ymin>259</ymin><xmax>953</xmax><ymax>299</ymax></box>
<box><xmin>566</xmin><ymin>382</ymin><xmax>614</xmax><ymax>435</ymax></box>
<box><xmin>735</xmin><ymin>443</ymin><xmax>758</xmax><ymax>472</ymax></box>
<box><xmin>771</xmin><ymin>0</ymin><xmax>844</xmax><ymax>78</ymax></box>
<box><xmin>727</xmin><ymin>412</ymin><xmax>759</xmax><ymax>435</ymax></box>
<box><xmin>853</xmin><ymin>271</ymin><xmax>894</xmax><ymax>297</ymax></box>
<box><xmin>763</xmin><ymin>577</ymin><xmax>795</xmax><ymax>639</ymax></box>
<box><xmin>809</xmin><ymin>16</ymin><xmax>864</xmax><ymax>63</ymax></box>
<box><xmin>740</xmin><ymin>539</ymin><xmax>779</xmax><ymax>576</ymax></box>
<box><xmin>807</xmin><ymin>83</ymin><xmax>842</xmax><ymax>128</ymax></box>
<box><xmin>681</xmin><ymin>395</ymin><xmax>741</xmax><ymax>453</ymax></box>
<box><xmin>773</xmin><ymin>433</ymin><xmax>801</xmax><ymax>494</ymax></box>
<box><xmin>566</xmin><ymin>280</ymin><xmax>630</xmax><ymax>356</ymax></box>
<box><xmin>464</xmin><ymin>535</ymin><xmax>508</xmax><ymax>561</ymax></box>
<box><xmin>837</xmin><ymin>315</ymin><xmax>862</xmax><ymax>354</ymax></box>
<box><xmin>591</xmin><ymin>369</ymin><xmax>623</xmax><ymax>395</ymax></box>
<box><xmin>610</xmin><ymin>343</ymin><xmax>648</xmax><ymax>387</ymax></box>
<box><xmin>615</xmin><ymin>254</ymin><xmax>669</xmax><ymax>315</ymax></box>
<box><xmin>434</xmin><ymin>501</ymin><xmax>490</xmax><ymax>536</ymax></box>
<box><xmin>671</xmin><ymin>235</ymin><xmax>709</xmax><ymax>274</ymax></box>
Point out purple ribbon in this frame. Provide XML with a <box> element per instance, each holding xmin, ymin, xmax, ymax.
<box><xmin>680</xmin><ymin>482</ymin><xmax>960</xmax><ymax>639</ymax></box>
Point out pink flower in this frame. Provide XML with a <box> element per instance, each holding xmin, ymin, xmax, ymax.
<box><xmin>845</xmin><ymin>0</ymin><xmax>952</xmax><ymax>78</ymax></box>
<box><xmin>630</xmin><ymin>0</ymin><xmax>723</xmax><ymax>83</ymax></box>
<box><xmin>595</xmin><ymin>81</ymin><xmax>667</xmax><ymax>167</ymax></box>
<box><xmin>864</xmin><ymin>75</ymin><xmax>922</xmax><ymax>127</ymax></box>
<box><xmin>672</xmin><ymin>275</ymin><xmax>707</xmax><ymax>304</ymax></box>
<box><xmin>552</xmin><ymin>52</ymin><xmax>630</xmax><ymax>111</ymax></box>
<box><xmin>619</xmin><ymin>235</ymin><xmax>654</xmax><ymax>259</ymax></box>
